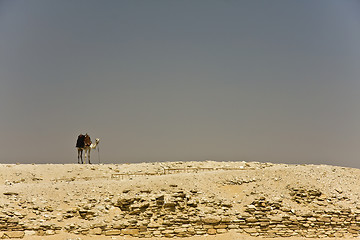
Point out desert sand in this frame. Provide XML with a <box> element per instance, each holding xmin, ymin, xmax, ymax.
<box><xmin>0</xmin><ymin>161</ymin><xmax>360</xmax><ymax>240</ymax></box>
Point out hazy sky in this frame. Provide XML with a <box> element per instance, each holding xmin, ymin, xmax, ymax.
<box><xmin>1</xmin><ymin>0</ymin><xmax>360</xmax><ymax>167</ymax></box>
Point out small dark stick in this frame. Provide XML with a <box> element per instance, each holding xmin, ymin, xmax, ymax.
<box><xmin>97</xmin><ymin>145</ymin><xmax>100</xmax><ymax>164</ymax></box>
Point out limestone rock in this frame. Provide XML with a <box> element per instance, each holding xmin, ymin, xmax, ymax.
<box><xmin>104</xmin><ymin>229</ymin><xmax>121</xmax><ymax>236</ymax></box>
<box><xmin>4</xmin><ymin>231</ymin><xmax>25</xmax><ymax>238</ymax></box>
<box><xmin>202</xmin><ymin>216</ymin><xmax>221</xmax><ymax>224</ymax></box>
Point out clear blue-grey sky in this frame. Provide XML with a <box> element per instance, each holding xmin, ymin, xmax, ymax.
<box><xmin>0</xmin><ymin>0</ymin><xmax>360</xmax><ymax>167</ymax></box>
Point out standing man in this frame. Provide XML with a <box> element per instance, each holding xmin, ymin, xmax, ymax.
<box><xmin>76</xmin><ymin>134</ymin><xmax>85</xmax><ymax>148</ymax></box>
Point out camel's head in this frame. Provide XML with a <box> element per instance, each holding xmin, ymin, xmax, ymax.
<box><xmin>90</xmin><ymin>138</ymin><xmax>100</xmax><ymax>149</ymax></box>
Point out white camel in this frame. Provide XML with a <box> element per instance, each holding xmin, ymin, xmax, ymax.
<box><xmin>77</xmin><ymin>138</ymin><xmax>100</xmax><ymax>164</ymax></box>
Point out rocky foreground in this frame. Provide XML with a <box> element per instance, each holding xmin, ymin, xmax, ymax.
<box><xmin>0</xmin><ymin>161</ymin><xmax>360</xmax><ymax>239</ymax></box>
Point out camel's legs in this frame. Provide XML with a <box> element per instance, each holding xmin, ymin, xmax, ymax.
<box><xmin>84</xmin><ymin>148</ymin><xmax>91</xmax><ymax>164</ymax></box>
<box><xmin>84</xmin><ymin>149</ymin><xmax>87</xmax><ymax>164</ymax></box>
<box><xmin>83</xmin><ymin>148</ymin><xmax>91</xmax><ymax>164</ymax></box>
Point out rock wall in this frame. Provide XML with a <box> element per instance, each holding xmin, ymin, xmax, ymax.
<box><xmin>1</xmin><ymin>190</ymin><xmax>360</xmax><ymax>238</ymax></box>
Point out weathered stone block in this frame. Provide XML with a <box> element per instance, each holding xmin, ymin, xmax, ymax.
<box><xmin>89</xmin><ymin>227</ymin><xmax>102</xmax><ymax>235</ymax></box>
<box><xmin>196</xmin><ymin>230</ymin><xmax>207</xmax><ymax>235</ymax></box>
<box><xmin>244</xmin><ymin>228</ymin><xmax>257</xmax><ymax>234</ymax></box>
<box><xmin>148</xmin><ymin>222</ymin><xmax>161</xmax><ymax>228</ymax></box>
<box><xmin>4</xmin><ymin>231</ymin><xmax>25</xmax><ymax>238</ymax></box>
<box><xmin>174</xmin><ymin>228</ymin><xmax>187</xmax><ymax>234</ymax></box>
<box><xmin>203</xmin><ymin>216</ymin><xmax>221</xmax><ymax>224</ymax></box>
<box><xmin>187</xmin><ymin>227</ymin><xmax>195</xmax><ymax>234</ymax></box>
<box><xmin>24</xmin><ymin>230</ymin><xmax>37</xmax><ymax>236</ymax></box>
<box><xmin>45</xmin><ymin>230</ymin><xmax>55</xmax><ymax>235</ymax></box>
<box><xmin>228</xmin><ymin>224</ymin><xmax>238</xmax><ymax>229</ymax></box>
<box><xmin>260</xmin><ymin>222</ymin><xmax>270</xmax><ymax>227</ymax></box>
<box><xmin>318</xmin><ymin>217</ymin><xmax>331</xmax><ymax>222</ymax></box>
<box><xmin>214</xmin><ymin>224</ymin><xmax>227</xmax><ymax>229</ymax></box>
<box><xmin>203</xmin><ymin>224</ymin><xmax>214</xmax><ymax>229</ymax></box>
<box><xmin>161</xmin><ymin>229</ymin><xmax>174</xmax><ymax>234</ymax></box>
<box><xmin>105</xmin><ymin>229</ymin><xmax>121</xmax><ymax>236</ymax></box>
<box><xmin>307</xmin><ymin>217</ymin><xmax>317</xmax><ymax>222</ymax></box>
<box><xmin>217</xmin><ymin>229</ymin><xmax>227</xmax><ymax>234</ymax></box>
<box><xmin>221</xmin><ymin>216</ymin><xmax>232</xmax><ymax>223</ymax></box>
<box><xmin>246</xmin><ymin>217</ymin><xmax>257</xmax><ymax>223</ymax></box>
<box><xmin>139</xmin><ymin>226</ymin><xmax>147</xmax><ymax>232</ymax></box>
<box><xmin>122</xmin><ymin>228</ymin><xmax>139</xmax><ymax>235</ymax></box>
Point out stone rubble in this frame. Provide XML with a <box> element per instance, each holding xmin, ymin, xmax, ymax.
<box><xmin>0</xmin><ymin>161</ymin><xmax>359</xmax><ymax>238</ymax></box>
<box><xmin>0</xmin><ymin>189</ymin><xmax>360</xmax><ymax>238</ymax></box>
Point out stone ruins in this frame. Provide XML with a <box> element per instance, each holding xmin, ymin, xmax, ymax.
<box><xmin>0</xmin><ymin>161</ymin><xmax>359</xmax><ymax>238</ymax></box>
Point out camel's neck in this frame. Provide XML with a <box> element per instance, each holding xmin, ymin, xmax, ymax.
<box><xmin>90</xmin><ymin>141</ymin><xmax>98</xmax><ymax>149</ymax></box>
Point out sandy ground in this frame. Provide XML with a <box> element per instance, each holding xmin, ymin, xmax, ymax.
<box><xmin>1</xmin><ymin>161</ymin><xmax>360</xmax><ymax>240</ymax></box>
